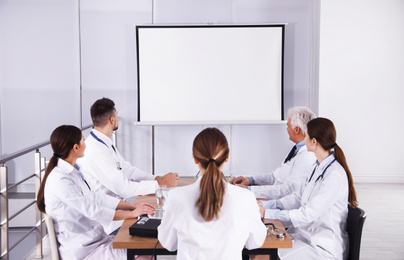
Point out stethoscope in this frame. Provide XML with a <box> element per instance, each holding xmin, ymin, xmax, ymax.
<box><xmin>265</xmin><ymin>223</ymin><xmax>287</xmax><ymax>238</ymax></box>
<box><xmin>305</xmin><ymin>158</ymin><xmax>336</xmax><ymax>201</ymax></box>
<box><xmin>308</xmin><ymin>158</ymin><xmax>337</xmax><ymax>183</ymax></box>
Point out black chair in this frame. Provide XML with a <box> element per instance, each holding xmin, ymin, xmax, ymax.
<box><xmin>346</xmin><ymin>205</ymin><xmax>366</xmax><ymax>260</ymax></box>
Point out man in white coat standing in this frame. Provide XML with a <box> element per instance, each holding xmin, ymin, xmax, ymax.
<box><xmin>230</xmin><ymin>106</ymin><xmax>316</xmax><ymax>200</ymax></box>
<box><xmin>78</xmin><ymin>97</ymin><xmax>178</xmax><ymax>234</ymax></box>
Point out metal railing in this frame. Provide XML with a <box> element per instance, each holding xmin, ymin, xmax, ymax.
<box><xmin>0</xmin><ymin>125</ymin><xmax>92</xmax><ymax>260</ymax></box>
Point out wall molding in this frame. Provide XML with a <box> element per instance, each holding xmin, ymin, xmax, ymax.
<box><xmin>354</xmin><ymin>175</ymin><xmax>404</xmax><ymax>184</ymax></box>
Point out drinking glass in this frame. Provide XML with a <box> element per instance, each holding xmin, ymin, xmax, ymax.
<box><xmin>155</xmin><ymin>185</ymin><xmax>167</xmax><ymax>208</ymax></box>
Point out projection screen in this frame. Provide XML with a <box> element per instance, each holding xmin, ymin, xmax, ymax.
<box><xmin>136</xmin><ymin>24</ymin><xmax>284</xmax><ymax>125</ymax></box>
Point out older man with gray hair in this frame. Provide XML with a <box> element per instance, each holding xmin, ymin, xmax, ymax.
<box><xmin>230</xmin><ymin>106</ymin><xmax>316</xmax><ymax>199</ymax></box>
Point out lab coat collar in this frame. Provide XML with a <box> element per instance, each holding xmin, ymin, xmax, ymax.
<box><xmin>91</xmin><ymin>129</ymin><xmax>113</xmax><ymax>147</ymax></box>
<box><xmin>56</xmin><ymin>158</ymin><xmax>80</xmax><ymax>175</ymax></box>
<box><xmin>316</xmin><ymin>153</ymin><xmax>336</xmax><ymax>171</ymax></box>
<box><xmin>296</xmin><ymin>143</ymin><xmax>308</xmax><ymax>156</ymax></box>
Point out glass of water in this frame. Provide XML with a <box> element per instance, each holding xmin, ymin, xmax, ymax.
<box><xmin>155</xmin><ymin>185</ymin><xmax>167</xmax><ymax>208</ymax></box>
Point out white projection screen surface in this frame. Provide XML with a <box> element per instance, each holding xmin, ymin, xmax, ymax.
<box><xmin>136</xmin><ymin>25</ymin><xmax>284</xmax><ymax>125</ymax></box>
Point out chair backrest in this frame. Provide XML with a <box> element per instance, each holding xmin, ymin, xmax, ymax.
<box><xmin>44</xmin><ymin>213</ymin><xmax>60</xmax><ymax>260</ymax></box>
<box><xmin>346</xmin><ymin>205</ymin><xmax>366</xmax><ymax>260</ymax></box>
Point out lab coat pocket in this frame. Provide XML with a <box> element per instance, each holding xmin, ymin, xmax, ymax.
<box><xmin>311</xmin><ymin>236</ymin><xmax>336</xmax><ymax>258</ymax></box>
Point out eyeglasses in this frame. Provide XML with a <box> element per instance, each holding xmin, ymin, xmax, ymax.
<box><xmin>265</xmin><ymin>223</ymin><xmax>287</xmax><ymax>238</ymax></box>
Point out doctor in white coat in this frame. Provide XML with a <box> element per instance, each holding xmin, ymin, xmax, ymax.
<box><xmin>158</xmin><ymin>128</ymin><xmax>267</xmax><ymax>260</ymax></box>
<box><xmin>37</xmin><ymin>125</ymin><xmax>155</xmax><ymax>260</ymax></box>
<box><xmin>230</xmin><ymin>106</ymin><xmax>316</xmax><ymax>199</ymax></box>
<box><xmin>257</xmin><ymin>118</ymin><xmax>358</xmax><ymax>260</ymax></box>
<box><xmin>77</xmin><ymin>97</ymin><xmax>178</xmax><ymax>234</ymax></box>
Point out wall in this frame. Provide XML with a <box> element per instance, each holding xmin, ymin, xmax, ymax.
<box><xmin>319</xmin><ymin>0</ymin><xmax>404</xmax><ymax>182</ymax></box>
<box><xmin>0</xmin><ymin>0</ymin><xmax>81</xmax><ymax>188</ymax></box>
<box><xmin>1</xmin><ymin>0</ymin><xmax>316</xmax><ymax>187</ymax></box>
<box><xmin>79</xmin><ymin>0</ymin><xmax>314</xmax><ymax>177</ymax></box>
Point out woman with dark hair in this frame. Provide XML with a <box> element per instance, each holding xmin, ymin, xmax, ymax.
<box><xmin>37</xmin><ymin>125</ymin><xmax>155</xmax><ymax>260</ymax></box>
<box><xmin>258</xmin><ymin>117</ymin><xmax>358</xmax><ymax>260</ymax></box>
<box><xmin>158</xmin><ymin>127</ymin><xmax>267</xmax><ymax>259</ymax></box>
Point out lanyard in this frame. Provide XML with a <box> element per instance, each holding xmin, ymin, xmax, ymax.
<box><xmin>74</xmin><ymin>165</ymin><xmax>91</xmax><ymax>191</ymax></box>
<box><xmin>77</xmin><ymin>170</ymin><xmax>91</xmax><ymax>191</ymax></box>
<box><xmin>90</xmin><ymin>131</ymin><xmax>108</xmax><ymax>148</ymax></box>
<box><xmin>90</xmin><ymin>131</ymin><xmax>121</xmax><ymax>170</ymax></box>
<box><xmin>308</xmin><ymin>158</ymin><xmax>337</xmax><ymax>183</ymax></box>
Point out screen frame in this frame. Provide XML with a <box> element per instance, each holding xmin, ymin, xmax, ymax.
<box><xmin>135</xmin><ymin>24</ymin><xmax>285</xmax><ymax>125</ymax></box>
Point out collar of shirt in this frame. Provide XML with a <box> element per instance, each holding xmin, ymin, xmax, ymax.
<box><xmin>295</xmin><ymin>140</ymin><xmax>305</xmax><ymax>154</ymax></box>
<box><xmin>316</xmin><ymin>152</ymin><xmax>336</xmax><ymax>171</ymax></box>
<box><xmin>56</xmin><ymin>157</ymin><xmax>80</xmax><ymax>174</ymax></box>
<box><xmin>56</xmin><ymin>158</ymin><xmax>90</xmax><ymax>190</ymax></box>
<box><xmin>91</xmin><ymin>129</ymin><xmax>113</xmax><ymax>148</ymax></box>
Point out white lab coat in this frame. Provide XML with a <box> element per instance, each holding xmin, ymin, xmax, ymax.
<box><xmin>278</xmin><ymin>154</ymin><xmax>349</xmax><ymax>260</ymax></box>
<box><xmin>251</xmin><ymin>145</ymin><xmax>316</xmax><ymax>199</ymax></box>
<box><xmin>158</xmin><ymin>178</ymin><xmax>267</xmax><ymax>260</ymax></box>
<box><xmin>44</xmin><ymin>159</ymin><xmax>127</xmax><ymax>260</ymax></box>
<box><xmin>77</xmin><ymin>129</ymin><xmax>157</xmax><ymax>233</ymax></box>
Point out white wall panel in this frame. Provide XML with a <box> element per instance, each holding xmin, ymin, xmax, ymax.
<box><xmin>154</xmin><ymin>0</ymin><xmax>231</xmax><ymax>24</ymax></box>
<box><xmin>234</xmin><ymin>0</ymin><xmax>312</xmax><ymax>114</ymax></box>
<box><xmin>0</xmin><ymin>0</ymin><xmax>81</xmax><ymax>155</ymax></box>
<box><xmin>0</xmin><ymin>0</ymin><xmax>81</xmax><ymax>185</ymax></box>
<box><xmin>79</xmin><ymin>0</ymin><xmax>154</xmax><ymax>172</ymax></box>
<box><xmin>319</xmin><ymin>0</ymin><xmax>404</xmax><ymax>182</ymax></box>
<box><xmin>231</xmin><ymin>124</ymin><xmax>291</xmax><ymax>177</ymax></box>
<box><xmin>80</xmin><ymin>0</ymin><xmax>152</xmax><ymax>125</ymax></box>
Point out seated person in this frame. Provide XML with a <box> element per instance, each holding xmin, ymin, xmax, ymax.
<box><xmin>230</xmin><ymin>106</ymin><xmax>316</xmax><ymax>199</ymax></box>
<box><xmin>257</xmin><ymin>118</ymin><xmax>358</xmax><ymax>260</ymax></box>
<box><xmin>158</xmin><ymin>127</ymin><xmax>267</xmax><ymax>260</ymax></box>
<box><xmin>78</xmin><ymin>97</ymin><xmax>178</xmax><ymax>233</ymax></box>
<box><xmin>37</xmin><ymin>125</ymin><xmax>155</xmax><ymax>259</ymax></box>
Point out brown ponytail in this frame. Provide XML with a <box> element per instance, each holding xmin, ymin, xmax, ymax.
<box><xmin>193</xmin><ymin>128</ymin><xmax>229</xmax><ymax>221</ymax></box>
<box><xmin>307</xmin><ymin>118</ymin><xmax>358</xmax><ymax>208</ymax></box>
<box><xmin>334</xmin><ymin>144</ymin><xmax>358</xmax><ymax>207</ymax></box>
<box><xmin>36</xmin><ymin>125</ymin><xmax>82</xmax><ymax>213</ymax></box>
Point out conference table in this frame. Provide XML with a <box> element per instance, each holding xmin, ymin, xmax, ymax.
<box><xmin>113</xmin><ymin>178</ymin><xmax>292</xmax><ymax>260</ymax></box>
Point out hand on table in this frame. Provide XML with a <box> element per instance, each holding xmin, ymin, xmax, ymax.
<box><xmin>156</xmin><ymin>172</ymin><xmax>179</xmax><ymax>188</ymax></box>
<box><xmin>132</xmin><ymin>202</ymin><xmax>155</xmax><ymax>217</ymax></box>
<box><xmin>229</xmin><ymin>176</ymin><xmax>251</xmax><ymax>186</ymax></box>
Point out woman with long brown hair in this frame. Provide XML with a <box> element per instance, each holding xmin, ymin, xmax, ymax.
<box><xmin>258</xmin><ymin>117</ymin><xmax>358</xmax><ymax>260</ymax></box>
<box><xmin>37</xmin><ymin>125</ymin><xmax>155</xmax><ymax>259</ymax></box>
<box><xmin>158</xmin><ymin>127</ymin><xmax>267</xmax><ymax>259</ymax></box>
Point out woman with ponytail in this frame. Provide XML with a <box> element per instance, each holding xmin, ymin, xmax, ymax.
<box><xmin>36</xmin><ymin>125</ymin><xmax>155</xmax><ymax>260</ymax></box>
<box><xmin>158</xmin><ymin>128</ymin><xmax>266</xmax><ymax>259</ymax></box>
<box><xmin>257</xmin><ymin>117</ymin><xmax>358</xmax><ymax>260</ymax></box>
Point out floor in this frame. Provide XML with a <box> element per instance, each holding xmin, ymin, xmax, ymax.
<box><xmin>354</xmin><ymin>183</ymin><xmax>404</xmax><ymax>259</ymax></box>
<box><xmin>25</xmin><ymin>182</ymin><xmax>404</xmax><ymax>260</ymax></box>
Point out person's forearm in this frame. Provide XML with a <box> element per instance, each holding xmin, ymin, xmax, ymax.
<box><xmin>116</xmin><ymin>201</ymin><xmax>136</xmax><ymax>211</ymax></box>
<box><xmin>264</xmin><ymin>209</ymin><xmax>293</xmax><ymax>227</ymax></box>
<box><xmin>113</xmin><ymin>210</ymin><xmax>137</xmax><ymax>221</ymax></box>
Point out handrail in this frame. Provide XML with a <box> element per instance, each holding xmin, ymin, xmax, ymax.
<box><xmin>7</xmin><ymin>173</ymin><xmax>35</xmax><ymax>191</ymax></box>
<box><xmin>0</xmin><ymin>140</ymin><xmax>49</xmax><ymax>165</ymax></box>
<box><xmin>8</xmin><ymin>200</ymin><xmax>36</xmax><ymax>223</ymax></box>
<box><xmin>8</xmin><ymin>226</ymin><xmax>36</xmax><ymax>253</ymax></box>
<box><xmin>0</xmin><ymin>124</ymin><xmax>92</xmax><ymax>164</ymax></box>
